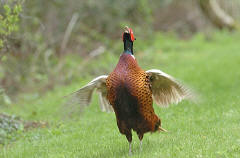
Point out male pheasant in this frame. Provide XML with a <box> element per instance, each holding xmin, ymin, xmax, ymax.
<box><xmin>72</xmin><ymin>26</ymin><xmax>193</xmax><ymax>155</ymax></box>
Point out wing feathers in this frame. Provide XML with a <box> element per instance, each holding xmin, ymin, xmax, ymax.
<box><xmin>146</xmin><ymin>69</ymin><xmax>193</xmax><ymax>107</ymax></box>
<box><xmin>66</xmin><ymin>75</ymin><xmax>113</xmax><ymax>112</ymax></box>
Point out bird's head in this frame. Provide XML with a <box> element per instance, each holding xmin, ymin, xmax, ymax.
<box><xmin>122</xmin><ymin>26</ymin><xmax>135</xmax><ymax>43</ymax></box>
<box><xmin>122</xmin><ymin>26</ymin><xmax>135</xmax><ymax>55</ymax></box>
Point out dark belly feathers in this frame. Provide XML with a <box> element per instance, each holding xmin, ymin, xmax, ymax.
<box><xmin>114</xmin><ymin>84</ymin><xmax>142</xmax><ymax>129</ymax></box>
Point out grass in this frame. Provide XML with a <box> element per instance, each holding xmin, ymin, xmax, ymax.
<box><xmin>1</xmin><ymin>31</ymin><xmax>240</xmax><ymax>157</ymax></box>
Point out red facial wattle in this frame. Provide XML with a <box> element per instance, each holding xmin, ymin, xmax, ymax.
<box><xmin>129</xmin><ymin>28</ymin><xmax>135</xmax><ymax>42</ymax></box>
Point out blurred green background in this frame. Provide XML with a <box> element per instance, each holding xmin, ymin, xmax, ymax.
<box><xmin>0</xmin><ymin>0</ymin><xmax>240</xmax><ymax>157</ymax></box>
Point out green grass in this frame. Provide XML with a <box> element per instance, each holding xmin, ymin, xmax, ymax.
<box><xmin>1</xmin><ymin>31</ymin><xmax>240</xmax><ymax>157</ymax></box>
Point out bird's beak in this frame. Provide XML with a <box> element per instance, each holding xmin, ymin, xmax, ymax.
<box><xmin>124</xmin><ymin>26</ymin><xmax>130</xmax><ymax>33</ymax></box>
<box><xmin>158</xmin><ymin>126</ymin><xmax>168</xmax><ymax>132</ymax></box>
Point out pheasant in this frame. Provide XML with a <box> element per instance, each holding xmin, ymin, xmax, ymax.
<box><xmin>72</xmin><ymin>26</ymin><xmax>193</xmax><ymax>155</ymax></box>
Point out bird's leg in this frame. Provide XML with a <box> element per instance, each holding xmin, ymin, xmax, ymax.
<box><xmin>126</xmin><ymin>133</ymin><xmax>132</xmax><ymax>156</ymax></box>
<box><xmin>140</xmin><ymin>140</ymin><xmax>142</xmax><ymax>151</ymax></box>
<box><xmin>129</xmin><ymin>141</ymin><xmax>132</xmax><ymax>156</ymax></box>
<box><xmin>137</xmin><ymin>133</ymin><xmax>144</xmax><ymax>151</ymax></box>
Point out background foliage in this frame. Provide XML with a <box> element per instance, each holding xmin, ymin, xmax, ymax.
<box><xmin>0</xmin><ymin>2</ymin><xmax>21</xmax><ymax>49</ymax></box>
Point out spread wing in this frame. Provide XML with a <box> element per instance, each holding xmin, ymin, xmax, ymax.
<box><xmin>146</xmin><ymin>69</ymin><xmax>193</xmax><ymax>107</ymax></box>
<box><xmin>66</xmin><ymin>75</ymin><xmax>113</xmax><ymax>112</ymax></box>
